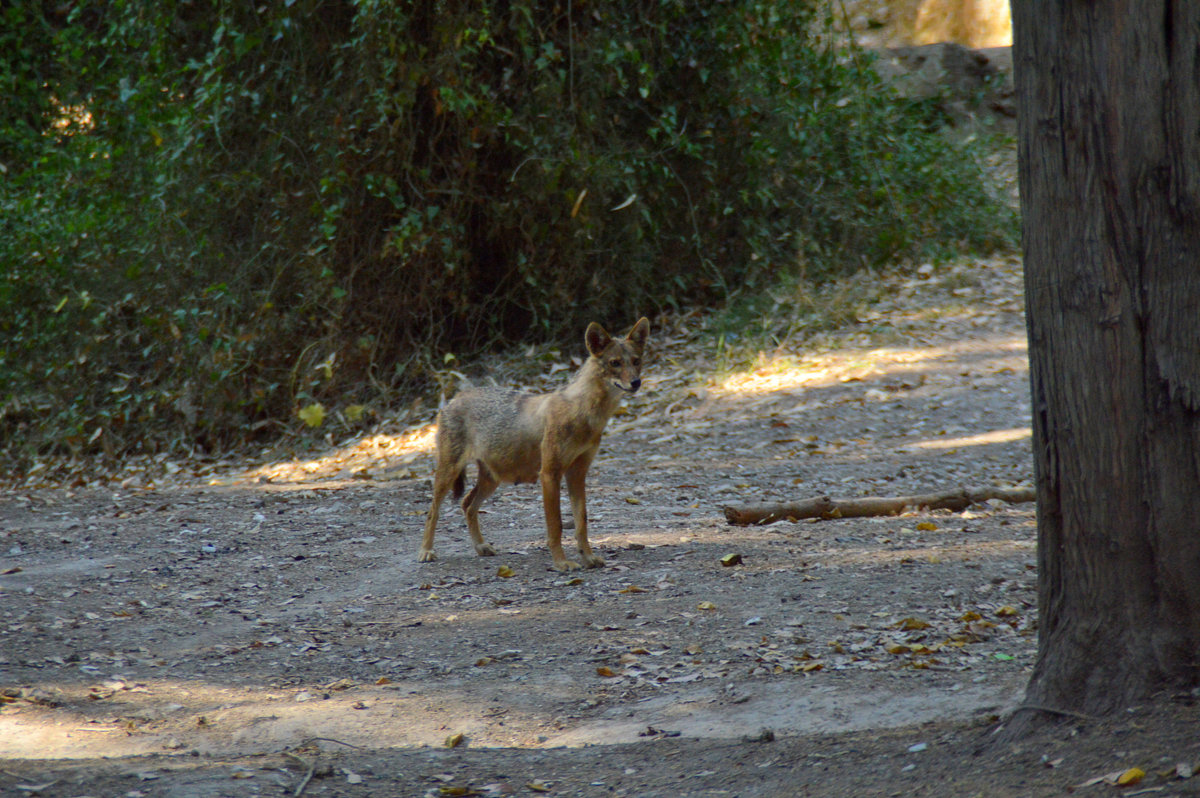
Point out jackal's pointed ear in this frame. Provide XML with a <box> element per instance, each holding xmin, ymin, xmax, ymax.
<box><xmin>585</xmin><ymin>322</ymin><xmax>612</xmax><ymax>357</ymax></box>
<box><xmin>626</xmin><ymin>317</ymin><xmax>650</xmax><ymax>351</ymax></box>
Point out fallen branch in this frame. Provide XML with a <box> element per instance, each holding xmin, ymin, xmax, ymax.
<box><xmin>1010</xmin><ymin>703</ymin><xmax>1096</xmax><ymax>722</ymax></box>
<box><xmin>284</xmin><ymin>753</ymin><xmax>316</xmax><ymax>798</ymax></box>
<box><xmin>722</xmin><ymin>486</ymin><xmax>1035</xmax><ymax>526</ymax></box>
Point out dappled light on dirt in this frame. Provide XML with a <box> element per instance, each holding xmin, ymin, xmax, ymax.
<box><xmin>713</xmin><ymin>337</ymin><xmax>1028</xmax><ymax>398</ymax></box>
<box><xmin>818</xmin><ymin>534</ymin><xmax>1036</xmax><ymax>570</ymax></box>
<box><xmin>236</xmin><ymin>424</ymin><xmax>437</xmax><ymax>486</ymax></box>
<box><xmin>0</xmin><ymin>676</ymin><xmax>552</xmax><ymax>760</ymax></box>
<box><xmin>0</xmin><ymin>678</ymin><xmax>264</xmax><ymax>760</ymax></box>
<box><xmin>915</xmin><ymin>427</ymin><xmax>1031</xmax><ymax>450</ymax></box>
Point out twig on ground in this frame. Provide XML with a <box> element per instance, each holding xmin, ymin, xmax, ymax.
<box><xmin>300</xmin><ymin>736</ymin><xmax>366</xmax><ymax>750</ymax></box>
<box><xmin>284</xmin><ymin>752</ymin><xmax>316</xmax><ymax>798</ymax></box>
<box><xmin>1010</xmin><ymin>703</ymin><xmax>1097</xmax><ymax>722</ymax></box>
<box><xmin>723</xmin><ymin>486</ymin><xmax>1036</xmax><ymax>526</ymax></box>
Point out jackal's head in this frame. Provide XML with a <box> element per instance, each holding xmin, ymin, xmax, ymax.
<box><xmin>586</xmin><ymin>317</ymin><xmax>650</xmax><ymax>394</ymax></box>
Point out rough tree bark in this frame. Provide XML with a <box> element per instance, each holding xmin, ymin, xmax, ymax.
<box><xmin>1013</xmin><ymin>1</ymin><xmax>1200</xmax><ymax>715</ymax></box>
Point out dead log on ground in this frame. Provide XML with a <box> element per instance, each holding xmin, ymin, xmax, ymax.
<box><xmin>722</xmin><ymin>486</ymin><xmax>1036</xmax><ymax>526</ymax></box>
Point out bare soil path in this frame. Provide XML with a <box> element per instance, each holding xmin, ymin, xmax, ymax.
<box><xmin>3</xmin><ymin>256</ymin><xmax>1199</xmax><ymax>797</ymax></box>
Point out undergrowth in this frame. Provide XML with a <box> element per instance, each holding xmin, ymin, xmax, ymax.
<box><xmin>0</xmin><ymin>1</ymin><xmax>1015</xmax><ymax>478</ymax></box>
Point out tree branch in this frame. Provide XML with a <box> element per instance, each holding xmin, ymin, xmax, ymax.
<box><xmin>722</xmin><ymin>486</ymin><xmax>1035</xmax><ymax>526</ymax></box>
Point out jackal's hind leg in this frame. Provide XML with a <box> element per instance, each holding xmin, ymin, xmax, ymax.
<box><xmin>463</xmin><ymin>465</ymin><xmax>499</xmax><ymax>557</ymax></box>
<box><xmin>420</xmin><ymin>467</ymin><xmax>459</xmax><ymax>562</ymax></box>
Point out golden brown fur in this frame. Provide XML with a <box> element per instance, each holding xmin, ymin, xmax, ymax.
<box><xmin>420</xmin><ymin>318</ymin><xmax>650</xmax><ymax>571</ymax></box>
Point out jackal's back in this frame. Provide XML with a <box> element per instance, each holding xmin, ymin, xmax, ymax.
<box><xmin>437</xmin><ymin>387</ymin><xmax>547</xmax><ymax>485</ymax></box>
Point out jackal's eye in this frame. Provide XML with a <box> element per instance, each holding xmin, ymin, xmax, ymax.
<box><xmin>609</xmin><ymin>358</ymin><xmax>622</xmax><ymax>368</ymax></box>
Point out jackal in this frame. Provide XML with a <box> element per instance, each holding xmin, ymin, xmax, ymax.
<box><xmin>419</xmin><ymin>317</ymin><xmax>650</xmax><ymax>571</ymax></box>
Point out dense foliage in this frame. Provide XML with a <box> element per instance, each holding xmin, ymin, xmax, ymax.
<box><xmin>0</xmin><ymin>0</ymin><xmax>1014</xmax><ymax>472</ymax></box>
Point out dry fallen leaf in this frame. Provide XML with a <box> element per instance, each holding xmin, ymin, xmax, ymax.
<box><xmin>596</xmin><ymin>666</ymin><xmax>618</xmax><ymax>678</ymax></box>
<box><xmin>720</xmin><ymin>553</ymin><xmax>743</xmax><ymax>567</ymax></box>
<box><xmin>896</xmin><ymin>617</ymin><xmax>931</xmax><ymax>631</ymax></box>
<box><xmin>444</xmin><ymin>732</ymin><xmax>465</xmax><ymax>748</ymax></box>
<box><xmin>697</xmin><ymin>601</ymin><xmax>717</xmax><ymax>611</ymax></box>
<box><xmin>496</xmin><ymin>565</ymin><xmax>515</xmax><ymax>578</ymax></box>
<box><xmin>995</xmin><ymin>605</ymin><xmax>1020</xmax><ymax>617</ymax></box>
<box><xmin>618</xmin><ymin>585</ymin><xmax>646</xmax><ymax>594</ymax></box>
<box><xmin>916</xmin><ymin>521</ymin><xmax>938</xmax><ymax>531</ymax></box>
<box><xmin>1116</xmin><ymin>767</ymin><xmax>1145</xmax><ymax>786</ymax></box>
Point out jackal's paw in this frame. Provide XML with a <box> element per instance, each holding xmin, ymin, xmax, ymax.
<box><xmin>475</xmin><ymin>543</ymin><xmax>497</xmax><ymax>557</ymax></box>
<box><xmin>553</xmin><ymin>558</ymin><xmax>583</xmax><ymax>572</ymax></box>
<box><xmin>417</xmin><ymin>548</ymin><xmax>437</xmax><ymax>563</ymax></box>
<box><xmin>581</xmin><ymin>553</ymin><xmax>605</xmax><ymax>569</ymax></box>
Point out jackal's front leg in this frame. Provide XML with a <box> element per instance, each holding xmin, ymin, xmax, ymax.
<box><xmin>540</xmin><ymin>466</ymin><xmax>581</xmax><ymax>571</ymax></box>
<box><xmin>566</xmin><ymin>456</ymin><xmax>604</xmax><ymax>568</ymax></box>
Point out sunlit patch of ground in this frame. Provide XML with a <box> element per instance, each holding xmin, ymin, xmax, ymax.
<box><xmin>228</xmin><ymin>424</ymin><xmax>438</xmax><ymax>486</ymax></box>
<box><xmin>0</xmin><ymin>676</ymin><xmax>558</xmax><ymax>759</ymax></box>
<box><xmin>914</xmin><ymin>427</ymin><xmax>1030</xmax><ymax>450</ymax></box>
<box><xmin>715</xmin><ymin>336</ymin><xmax>1027</xmax><ymax>398</ymax></box>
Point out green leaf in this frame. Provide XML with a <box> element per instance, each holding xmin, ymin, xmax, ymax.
<box><xmin>298</xmin><ymin>403</ymin><xmax>325</xmax><ymax>428</ymax></box>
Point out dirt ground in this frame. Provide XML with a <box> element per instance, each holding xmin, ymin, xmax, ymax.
<box><xmin>6</xmin><ymin>253</ymin><xmax>1200</xmax><ymax>798</ymax></box>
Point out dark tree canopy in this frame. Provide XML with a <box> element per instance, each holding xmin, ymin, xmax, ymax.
<box><xmin>0</xmin><ymin>1</ymin><xmax>1011</xmax><ymax>470</ymax></box>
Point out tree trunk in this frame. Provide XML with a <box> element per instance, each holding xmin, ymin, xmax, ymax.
<box><xmin>1013</xmin><ymin>1</ymin><xmax>1200</xmax><ymax>715</ymax></box>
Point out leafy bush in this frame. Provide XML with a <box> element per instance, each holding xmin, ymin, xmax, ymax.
<box><xmin>0</xmin><ymin>0</ymin><xmax>1014</xmax><ymax>474</ymax></box>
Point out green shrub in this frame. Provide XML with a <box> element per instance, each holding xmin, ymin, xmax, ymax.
<box><xmin>0</xmin><ymin>0</ymin><xmax>1014</xmax><ymax>475</ymax></box>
